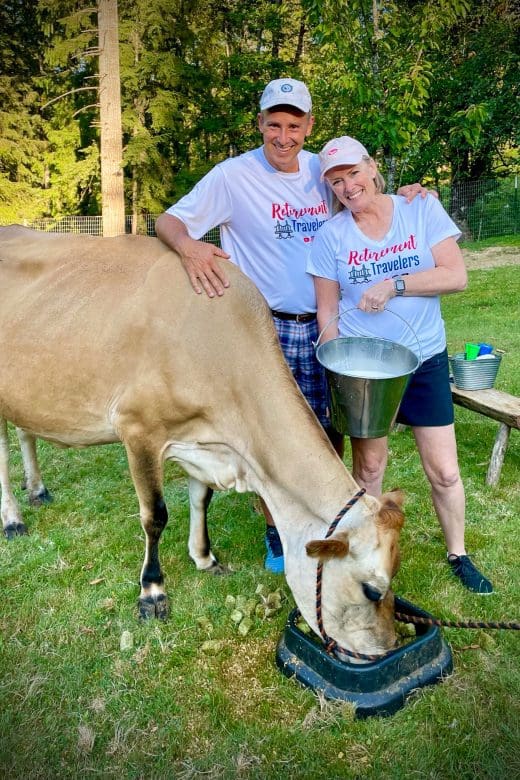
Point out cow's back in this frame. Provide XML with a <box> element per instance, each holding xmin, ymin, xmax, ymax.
<box><xmin>0</xmin><ymin>227</ymin><xmax>299</xmax><ymax>444</ymax></box>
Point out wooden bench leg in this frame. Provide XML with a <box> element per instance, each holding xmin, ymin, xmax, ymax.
<box><xmin>486</xmin><ymin>423</ymin><xmax>511</xmax><ymax>487</ymax></box>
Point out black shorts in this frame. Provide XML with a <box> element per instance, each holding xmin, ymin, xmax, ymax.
<box><xmin>396</xmin><ymin>348</ymin><xmax>454</xmax><ymax>427</ymax></box>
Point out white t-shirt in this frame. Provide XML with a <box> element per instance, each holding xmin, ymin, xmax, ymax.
<box><xmin>167</xmin><ymin>147</ymin><xmax>332</xmax><ymax>313</ymax></box>
<box><xmin>306</xmin><ymin>194</ymin><xmax>461</xmax><ymax>361</ymax></box>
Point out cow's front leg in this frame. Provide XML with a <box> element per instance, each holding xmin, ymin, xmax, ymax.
<box><xmin>125</xmin><ymin>439</ymin><xmax>169</xmax><ymax>620</ymax></box>
<box><xmin>188</xmin><ymin>478</ymin><xmax>228</xmax><ymax>574</ymax></box>
<box><xmin>0</xmin><ymin>418</ymin><xmax>27</xmax><ymax>538</ymax></box>
<box><xmin>16</xmin><ymin>428</ymin><xmax>53</xmax><ymax>506</ymax></box>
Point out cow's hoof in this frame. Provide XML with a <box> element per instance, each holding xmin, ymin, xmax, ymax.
<box><xmin>28</xmin><ymin>488</ymin><xmax>53</xmax><ymax>507</ymax></box>
<box><xmin>138</xmin><ymin>594</ymin><xmax>169</xmax><ymax>621</ymax></box>
<box><xmin>4</xmin><ymin>522</ymin><xmax>28</xmax><ymax>540</ymax></box>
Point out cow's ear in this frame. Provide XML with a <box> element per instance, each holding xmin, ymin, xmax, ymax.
<box><xmin>306</xmin><ymin>532</ymin><xmax>349</xmax><ymax>560</ymax></box>
<box><xmin>378</xmin><ymin>488</ymin><xmax>405</xmax><ymax>531</ymax></box>
<box><xmin>381</xmin><ymin>488</ymin><xmax>404</xmax><ymax>509</ymax></box>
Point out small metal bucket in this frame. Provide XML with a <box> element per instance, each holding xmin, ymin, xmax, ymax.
<box><xmin>449</xmin><ymin>352</ymin><xmax>502</xmax><ymax>390</ymax></box>
<box><xmin>315</xmin><ymin>312</ymin><xmax>421</xmax><ymax>438</ymax></box>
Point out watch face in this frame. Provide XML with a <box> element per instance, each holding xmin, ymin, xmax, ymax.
<box><xmin>395</xmin><ymin>278</ymin><xmax>405</xmax><ymax>293</ymax></box>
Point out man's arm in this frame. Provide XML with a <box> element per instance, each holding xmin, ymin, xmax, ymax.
<box><xmin>155</xmin><ymin>212</ymin><xmax>231</xmax><ymax>298</ymax></box>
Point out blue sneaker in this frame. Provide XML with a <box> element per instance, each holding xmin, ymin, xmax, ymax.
<box><xmin>265</xmin><ymin>526</ymin><xmax>284</xmax><ymax>574</ymax></box>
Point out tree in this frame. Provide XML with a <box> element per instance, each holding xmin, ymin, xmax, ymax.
<box><xmin>0</xmin><ymin>0</ymin><xmax>48</xmax><ymax>222</ymax></box>
<box><xmin>98</xmin><ymin>0</ymin><xmax>125</xmax><ymax>235</ymax></box>
<box><xmin>302</xmin><ymin>0</ymin><xmax>471</xmax><ymax>190</ymax></box>
<box><xmin>1</xmin><ymin>0</ymin><xmax>517</xmax><ymax>227</ymax></box>
<box><xmin>407</xmin><ymin>0</ymin><xmax>520</xmax><ymax>231</ymax></box>
<box><xmin>417</xmin><ymin>0</ymin><xmax>520</xmax><ymax>182</ymax></box>
<box><xmin>37</xmin><ymin>0</ymin><xmax>101</xmax><ymax>218</ymax></box>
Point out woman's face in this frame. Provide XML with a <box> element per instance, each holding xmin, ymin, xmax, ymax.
<box><xmin>325</xmin><ymin>159</ymin><xmax>378</xmax><ymax>212</ymax></box>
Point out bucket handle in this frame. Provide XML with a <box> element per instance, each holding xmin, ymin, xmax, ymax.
<box><xmin>314</xmin><ymin>307</ymin><xmax>423</xmax><ymax>364</ymax></box>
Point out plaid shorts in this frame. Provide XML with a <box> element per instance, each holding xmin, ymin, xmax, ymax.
<box><xmin>273</xmin><ymin>317</ymin><xmax>330</xmax><ymax>429</ymax></box>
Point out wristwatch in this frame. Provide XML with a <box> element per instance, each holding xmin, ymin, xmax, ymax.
<box><xmin>394</xmin><ymin>277</ymin><xmax>406</xmax><ymax>296</ymax></box>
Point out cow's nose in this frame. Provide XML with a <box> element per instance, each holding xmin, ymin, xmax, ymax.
<box><xmin>362</xmin><ymin>582</ymin><xmax>383</xmax><ymax>602</ymax></box>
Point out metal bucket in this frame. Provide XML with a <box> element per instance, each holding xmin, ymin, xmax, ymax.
<box><xmin>449</xmin><ymin>352</ymin><xmax>502</xmax><ymax>390</ymax></box>
<box><xmin>316</xmin><ymin>321</ymin><xmax>420</xmax><ymax>437</ymax></box>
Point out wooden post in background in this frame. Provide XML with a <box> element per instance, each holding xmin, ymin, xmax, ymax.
<box><xmin>98</xmin><ymin>0</ymin><xmax>125</xmax><ymax>237</ymax></box>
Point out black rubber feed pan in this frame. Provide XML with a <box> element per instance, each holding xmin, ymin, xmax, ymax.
<box><xmin>276</xmin><ymin>596</ymin><xmax>453</xmax><ymax>718</ymax></box>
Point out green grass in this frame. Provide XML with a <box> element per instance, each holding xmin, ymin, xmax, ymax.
<box><xmin>459</xmin><ymin>234</ymin><xmax>520</xmax><ymax>250</ymax></box>
<box><xmin>1</xmin><ymin>265</ymin><xmax>519</xmax><ymax>778</ymax></box>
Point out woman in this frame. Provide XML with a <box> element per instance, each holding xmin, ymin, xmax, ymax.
<box><xmin>307</xmin><ymin>135</ymin><xmax>493</xmax><ymax>595</ymax></box>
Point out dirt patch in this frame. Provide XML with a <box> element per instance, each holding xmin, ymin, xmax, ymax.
<box><xmin>461</xmin><ymin>245</ymin><xmax>520</xmax><ymax>270</ymax></box>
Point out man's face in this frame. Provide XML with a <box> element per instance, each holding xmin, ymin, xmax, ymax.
<box><xmin>258</xmin><ymin>109</ymin><xmax>315</xmax><ymax>173</ymax></box>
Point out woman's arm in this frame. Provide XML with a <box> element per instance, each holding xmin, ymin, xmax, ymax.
<box><xmin>314</xmin><ymin>276</ymin><xmax>341</xmax><ymax>343</ymax></box>
<box><xmin>358</xmin><ymin>237</ymin><xmax>467</xmax><ymax>312</ymax></box>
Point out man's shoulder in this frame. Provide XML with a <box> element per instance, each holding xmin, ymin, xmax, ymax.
<box><xmin>299</xmin><ymin>148</ymin><xmax>319</xmax><ymax>161</ymax></box>
<box><xmin>218</xmin><ymin>147</ymin><xmax>263</xmax><ymax>169</ymax></box>
<box><xmin>298</xmin><ymin>148</ymin><xmax>320</xmax><ymax>170</ymax></box>
<box><xmin>205</xmin><ymin>148</ymin><xmax>264</xmax><ymax>183</ymax></box>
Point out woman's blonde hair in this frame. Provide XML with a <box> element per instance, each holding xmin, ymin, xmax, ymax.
<box><xmin>331</xmin><ymin>156</ymin><xmax>386</xmax><ymax>214</ymax></box>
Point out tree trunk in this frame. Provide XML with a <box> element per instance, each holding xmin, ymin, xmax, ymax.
<box><xmin>98</xmin><ymin>0</ymin><xmax>125</xmax><ymax>237</ymax></box>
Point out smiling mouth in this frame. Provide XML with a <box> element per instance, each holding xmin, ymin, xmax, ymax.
<box><xmin>347</xmin><ymin>190</ymin><xmax>363</xmax><ymax>200</ymax></box>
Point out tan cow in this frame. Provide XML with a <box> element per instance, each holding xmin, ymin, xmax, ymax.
<box><xmin>0</xmin><ymin>226</ymin><xmax>404</xmax><ymax>660</ymax></box>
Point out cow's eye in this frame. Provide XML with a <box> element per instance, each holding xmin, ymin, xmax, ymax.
<box><xmin>362</xmin><ymin>582</ymin><xmax>383</xmax><ymax>602</ymax></box>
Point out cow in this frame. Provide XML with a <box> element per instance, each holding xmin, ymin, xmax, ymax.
<box><xmin>0</xmin><ymin>226</ymin><xmax>404</xmax><ymax>661</ymax></box>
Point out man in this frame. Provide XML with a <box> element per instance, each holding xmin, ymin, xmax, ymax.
<box><xmin>156</xmin><ymin>78</ymin><xmax>425</xmax><ymax>573</ymax></box>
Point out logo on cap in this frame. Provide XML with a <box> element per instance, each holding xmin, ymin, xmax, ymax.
<box><xmin>328</xmin><ymin>148</ymin><xmax>339</xmax><ymax>156</ymax></box>
<box><xmin>281</xmin><ymin>83</ymin><xmax>293</xmax><ymax>93</ymax></box>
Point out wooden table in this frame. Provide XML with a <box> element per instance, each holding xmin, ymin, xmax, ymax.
<box><xmin>450</xmin><ymin>385</ymin><xmax>520</xmax><ymax>486</ymax></box>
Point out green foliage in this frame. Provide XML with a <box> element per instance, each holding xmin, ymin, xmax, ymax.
<box><xmin>407</xmin><ymin>0</ymin><xmax>520</xmax><ymax>184</ymax></box>
<box><xmin>303</xmin><ymin>0</ymin><xmax>471</xmax><ymax>189</ymax></box>
<box><xmin>0</xmin><ymin>2</ymin><xmax>48</xmax><ymax>218</ymax></box>
<box><xmin>0</xmin><ymin>0</ymin><xmax>518</xmax><ymax>221</ymax></box>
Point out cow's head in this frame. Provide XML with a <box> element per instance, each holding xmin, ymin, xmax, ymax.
<box><xmin>302</xmin><ymin>489</ymin><xmax>405</xmax><ymax>662</ymax></box>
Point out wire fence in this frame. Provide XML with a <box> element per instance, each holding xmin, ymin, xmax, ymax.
<box><xmin>18</xmin><ymin>176</ymin><xmax>520</xmax><ymax>243</ymax></box>
<box><xmin>437</xmin><ymin>176</ymin><xmax>520</xmax><ymax>241</ymax></box>
<box><xmin>23</xmin><ymin>214</ymin><xmax>221</xmax><ymax>245</ymax></box>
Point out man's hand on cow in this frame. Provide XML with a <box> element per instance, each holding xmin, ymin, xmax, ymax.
<box><xmin>178</xmin><ymin>238</ymin><xmax>231</xmax><ymax>297</ymax></box>
<box><xmin>397</xmin><ymin>183</ymin><xmax>439</xmax><ymax>202</ymax></box>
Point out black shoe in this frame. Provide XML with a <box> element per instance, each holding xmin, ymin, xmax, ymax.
<box><xmin>448</xmin><ymin>554</ymin><xmax>494</xmax><ymax>594</ymax></box>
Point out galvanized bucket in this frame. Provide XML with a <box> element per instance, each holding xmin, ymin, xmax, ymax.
<box><xmin>449</xmin><ymin>352</ymin><xmax>502</xmax><ymax>391</ymax></box>
<box><xmin>315</xmin><ymin>312</ymin><xmax>421</xmax><ymax>438</ymax></box>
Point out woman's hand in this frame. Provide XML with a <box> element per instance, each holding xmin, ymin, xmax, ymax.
<box><xmin>358</xmin><ymin>279</ymin><xmax>395</xmax><ymax>313</ymax></box>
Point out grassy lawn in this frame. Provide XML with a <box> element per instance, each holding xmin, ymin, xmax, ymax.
<box><xmin>459</xmin><ymin>234</ymin><xmax>520</xmax><ymax>251</ymax></box>
<box><xmin>1</xmin><ymin>261</ymin><xmax>519</xmax><ymax>778</ymax></box>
